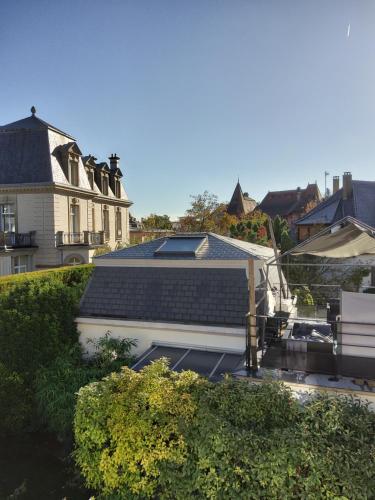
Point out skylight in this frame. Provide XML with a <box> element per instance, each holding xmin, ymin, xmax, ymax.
<box><xmin>154</xmin><ymin>236</ymin><xmax>206</xmax><ymax>256</ymax></box>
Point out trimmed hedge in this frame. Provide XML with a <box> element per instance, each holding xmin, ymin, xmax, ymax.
<box><xmin>0</xmin><ymin>265</ymin><xmax>94</xmax><ymax>435</ymax></box>
<box><xmin>0</xmin><ymin>264</ymin><xmax>93</xmax><ymax>293</ymax></box>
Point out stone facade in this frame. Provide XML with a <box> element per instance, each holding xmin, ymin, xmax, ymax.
<box><xmin>0</xmin><ymin>110</ymin><xmax>132</xmax><ymax>276</ymax></box>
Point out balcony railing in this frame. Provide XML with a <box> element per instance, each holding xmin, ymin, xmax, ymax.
<box><xmin>0</xmin><ymin>231</ymin><xmax>36</xmax><ymax>249</ymax></box>
<box><xmin>56</xmin><ymin>231</ymin><xmax>105</xmax><ymax>247</ymax></box>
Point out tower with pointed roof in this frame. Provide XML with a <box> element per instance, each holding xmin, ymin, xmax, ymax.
<box><xmin>227</xmin><ymin>181</ymin><xmax>256</xmax><ymax>218</ymax></box>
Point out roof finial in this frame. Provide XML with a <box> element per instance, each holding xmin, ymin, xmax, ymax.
<box><xmin>31</xmin><ymin>106</ymin><xmax>36</xmax><ymax>116</ymax></box>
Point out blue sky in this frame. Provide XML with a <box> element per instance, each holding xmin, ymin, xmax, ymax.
<box><xmin>1</xmin><ymin>1</ymin><xmax>374</xmax><ymax>218</ymax></box>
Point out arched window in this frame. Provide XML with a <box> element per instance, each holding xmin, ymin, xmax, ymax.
<box><xmin>115</xmin><ymin>208</ymin><xmax>122</xmax><ymax>240</ymax></box>
<box><xmin>66</xmin><ymin>255</ymin><xmax>83</xmax><ymax>266</ymax></box>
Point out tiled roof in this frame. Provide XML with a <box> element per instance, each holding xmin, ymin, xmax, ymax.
<box><xmin>258</xmin><ymin>184</ymin><xmax>321</xmax><ymax>218</ymax></box>
<box><xmin>296</xmin><ymin>181</ymin><xmax>375</xmax><ymax>228</ymax></box>
<box><xmin>96</xmin><ymin>233</ymin><xmax>274</xmax><ymax>261</ymax></box>
<box><xmin>79</xmin><ymin>266</ymin><xmax>248</xmax><ymax>326</ymax></box>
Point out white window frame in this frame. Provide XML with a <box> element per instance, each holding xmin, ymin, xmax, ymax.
<box><xmin>12</xmin><ymin>255</ymin><xmax>29</xmax><ymax>274</ymax></box>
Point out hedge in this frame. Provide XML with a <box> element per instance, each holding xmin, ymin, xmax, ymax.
<box><xmin>0</xmin><ymin>264</ymin><xmax>94</xmax><ymax>294</ymax></box>
<box><xmin>0</xmin><ymin>264</ymin><xmax>94</xmax><ymax>435</ymax></box>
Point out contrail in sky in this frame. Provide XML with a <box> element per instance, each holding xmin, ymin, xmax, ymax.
<box><xmin>347</xmin><ymin>24</ymin><xmax>351</xmax><ymax>38</ymax></box>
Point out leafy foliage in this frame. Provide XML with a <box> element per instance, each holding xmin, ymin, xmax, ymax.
<box><xmin>179</xmin><ymin>191</ymin><xmax>238</xmax><ymax>234</ymax></box>
<box><xmin>0</xmin><ymin>278</ymin><xmax>79</xmax><ymax>379</ymax></box>
<box><xmin>36</xmin><ymin>335</ymin><xmax>136</xmax><ymax>440</ymax></box>
<box><xmin>230</xmin><ymin>211</ymin><xmax>270</xmax><ymax>246</ymax></box>
<box><xmin>0</xmin><ymin>362</ymin><xmax>31</xmax><ymax>436</ymax></box>
<box><xmin>0</xmin><ymin>265</ymin><xmax>93</xmax><ymax>434</ymax></box>
<box><xmin>141</xmin><ymin>214</ymin><xmax>173</xmax><ymax>230</ymax></box>
<box><xmin>74</xmin><ymin>360</ymin><xmax>375</xmax><ymax>499</ymax></box>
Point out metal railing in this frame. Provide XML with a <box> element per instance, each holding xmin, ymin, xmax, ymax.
<box><xmin>56</xmin><ymin>231</ymin><xmax>105</xmax><ymax>246</ymax></box>
<box><xmin>0</xmin><ymin>231</ymin><xmax>36</xmax><ymax>248</ymax></box>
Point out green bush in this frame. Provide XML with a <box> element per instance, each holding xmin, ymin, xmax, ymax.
<box><xmin>0</xmin><ymin>362</ymin><xmax>31</xmax><ymax>436</ymax></box>
<box><xmin>0</xmin><ymin>279</ymin><xmax>79</xmax><ymax>379</ymax></box>
<box><xmin>36</xmin><ymin>335</ymin><xmax>136</xmax><ymax>440</ymax></box>
<box><xmin>74</xmin><ymin>360</ymin><xmax>375</xmax><ymax>499</ymax></box>
<box><xmin>0</xmin><ymin>264</ymin><xmax>93</xmax><ymax>294</ymax></box>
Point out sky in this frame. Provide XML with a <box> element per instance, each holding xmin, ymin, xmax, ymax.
<box><xmin>1</xmin><ymin>0</ymin><xmax>375</xmax><ymax>219</ymax></box>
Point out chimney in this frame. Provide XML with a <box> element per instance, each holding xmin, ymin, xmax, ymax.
<box><xmin>296</xmin><ymin>186</ymin><xmax>301</xmax><ymax>201</ymax></box>
<box><xmin>342</xmin><ymin>172</ymin><xmax>352</xmax><ymax>200</ymax></box>
<box><xmin>332</xmin><ymin>176</ymin><xmax>340</xmax><ymax>194</ymax></box>
<box><xmin>109</xmin><ymin>153</ymin><xmax>120</xmax><ymax>171</ymax></box>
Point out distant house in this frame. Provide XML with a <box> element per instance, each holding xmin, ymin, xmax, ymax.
<box><xmin>77</xmin><ymin>233</ymin><xmax>287</xmax><ymax>377</ymax></box>
<box><xmin>296</xmin><ymin>173</ymin><xmax>375</xmax><ymax>241</ymax></box>
<box><xmin>257</xmin><ymin>183</ymin><xmax>321</xmax><ymax>229</ymax></box>
<box><xmin>227</xmin><ymin>181</ymin><xmax>256</xmax><ymax>218</ymax></box>
<box><xmin>0</xmin><ymin>108</ymin><xmax>132</xmax><ymax>275</ymax></box>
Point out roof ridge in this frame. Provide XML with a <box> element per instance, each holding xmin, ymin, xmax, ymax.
<box><xmin>296</xmin><ymin>188</ymin><xmax>342</xmax><ymax>223</ymax></box>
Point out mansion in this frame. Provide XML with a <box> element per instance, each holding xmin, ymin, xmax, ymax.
<box><xmin>0</xmin><ymin>108</ymin><xmax>132</xmax><ymax>275</ymax></box>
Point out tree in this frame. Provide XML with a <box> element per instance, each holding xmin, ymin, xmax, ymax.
<box><xmin>141</xmin><ymin>214</ymin><xmax>172</xmax><ymax>230</ymax></box>
<box><xmin>230</xmin><ymin>211</ymin><xmax>270</xmax><ymax>246</ymax></box>
<box><xmin>179</xmin><ymin>192</ymin><xmax>238</xmax><ymax>234</ymax></box>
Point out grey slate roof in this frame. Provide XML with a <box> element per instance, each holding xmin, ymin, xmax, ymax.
<box><xmin>0</xmin><ymin>114</ymin><xmax>75</xmax><ymax>140</ymax></box>
<box><xmin>0</xmin><ymin>129</ymin><xmax>53</xmax><ymax>184</ymax></box>
<box><xmin>97</xmin><ymin>233</ymin><xmax>274</xmax><ymax>261</ymax></box>
<box><xmin>80</xmin><ymin>266</ymin><xmax>248</xmax><ymax>326</ymax></box>
<box><xmin>296</xmin><ymin>181</ymin><xmax>375</xmax><ymax>228</ymax></box>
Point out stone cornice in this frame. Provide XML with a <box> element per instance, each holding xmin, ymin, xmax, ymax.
<box><xmin>0</xmin><ymin>182</ymin><xmax>133</xmax><ymax>206</ymax></box>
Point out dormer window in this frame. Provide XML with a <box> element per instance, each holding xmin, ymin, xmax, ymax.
<box><xmin>87</xmin><ymin>170</ymin><xmax>94</xmax><ymax>190</ymax></box>
<box><xmin>102</xmin><ymin>175</ymin><xmax>109</xmax><ymax>196</ymax></box>
<box><xmin>115</xmin><ymin>179</ymin><xmax>121</xmax><ymax>198</ymax></box>
<box><xmin>69</xmin><ymin>156</ymin><xmax>79</xmax><ymax>186</ymax></box>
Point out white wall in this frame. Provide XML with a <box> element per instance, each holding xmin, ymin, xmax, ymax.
<box><xmin>77</xmin><ymin>317</ymin><xmax>246</xmax><ymax>358</ymax></box>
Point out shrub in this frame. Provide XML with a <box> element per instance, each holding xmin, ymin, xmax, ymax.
<box><xmin>36</xmin><ymin>335</ymin><xmax>136</xmax><ymax>440</ymax></box>
<box><xmin>74</xmin><ymin>360</ymin><xmax>375</xmax><ymax>499</ymax></box>
<box><xmin>0</xmin><ymin>362</ymin><xmax>31</xmax><ymax>436</ymax></box>
<box><xmin>0</xmin><ymin>278</ymin><xmax>79</xmax><ymax>379</ymax></box>
<box><xmin>0</xmin><ymin>264</ymin><xmax>93</xmax><ymax>294</ymax></box>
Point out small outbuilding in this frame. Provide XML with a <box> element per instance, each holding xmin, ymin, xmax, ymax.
<box><xmin>77</xmin><ymin>233</ymin><xmax>286</xmax><ymax>377</ymax></box>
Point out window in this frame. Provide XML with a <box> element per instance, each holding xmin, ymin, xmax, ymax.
<box><xmin>115</xmin><ymin>179</ymin><xmax>121</xmax><ymax>198</ymax></box>
<box><xmin>115</xmin><ymin>208</ymin><xmax>122</xmax><ymax>239</ymax></box>
<box><xmin>12</xmin><ymin>255</ymin><xmax>29</xmax><ymax>274</ymax></box>
<box><xmin>70</xmin><ymin>159</ymin><xmax>79</xmax><ymax>186</ymax></box>
<box><xmin>102</xmin><ymin>175</ymin><xmax>109</xmax><ymax>196</ymax></box>
<box><xmin>92</xmin><ymin>206</ymin><xmax>96</xmax><ymax>232</ymax></box>
<box><xmin>103</xmin><ymin>206</ymin><xmax>110</xmax><ymax>240</ymax></box>
<box><xmin>66</xmin><ymin>255</ymin><xmax>83</xmax><ymax>266</ymax></box>
<box><xmin>70</xmin><ymin>202</ymin><xmax>80</xmax><ymax>238</ymax></box>
<box><xmin>87</xmin><ymin>170</ymin><xmax>94</xmax><ymax>190</ymax></box>
<box><xmin>0</xmin><ymin>204</ymin><xmax>15</xmax><ymax>232</ymax></box>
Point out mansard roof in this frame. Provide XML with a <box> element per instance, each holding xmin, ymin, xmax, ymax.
<box><xmin>0</xmin><ymin>114</ymin><xmax>75</xmax><ymax>140</ymax></box>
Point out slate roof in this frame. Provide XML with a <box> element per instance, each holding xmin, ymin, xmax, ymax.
<box><xmin>227</xmin><ymin>181</ymin><xmax>256</xmax><ymax>217</ymax></box>
<box><xmin>0</xmin><ymin>128</ymin><xmax>53</xmax><ymax>184</ymax></box>
<box><xmin>258</xmin><ymin>184</ymin><xmax>321</xmax><ymax>219</ymax></box>
<box><xmin>296</xmin><ymin>181</ymin><xmax>375</xmax><ymax>228</ymax></box>
<box><xmin>96</xmin><ymin>232</ymin><xmax>274</xmax><ymax>261</ymax></box>
<box><xmin>79</xmin><ymin>266</ymin><xmax>248</xmax><ymax>326</ymax></box>
<box><xmin>0</xmin><ymin>114</ymin><xmax>75</xmax><ymax>140</ymax></box>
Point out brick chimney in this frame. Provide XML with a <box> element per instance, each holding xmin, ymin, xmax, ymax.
<box><xmin>332</xmin><ymin>176</ymin><xmax>340</xmax><ymax>194</ymax></box>
<box><xmin>296</xmin><ymin>186</ymin><xmax>301</xmax><ymax>201</ymax></box>
<box><xmin>342</xmin><ymin>172</ymin><xmax>352</xmax><ymax>200</ymax></box>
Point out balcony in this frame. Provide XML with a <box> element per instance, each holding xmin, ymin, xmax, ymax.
<box><xmin>0</xmin><ymin>231</ymin><xmax>36</xmax><ymax>249</ymax></box>
<box><xmin>56</xmin><ymin>231</ymin><xmax>105</xmax><ymax>247</ymax></box>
